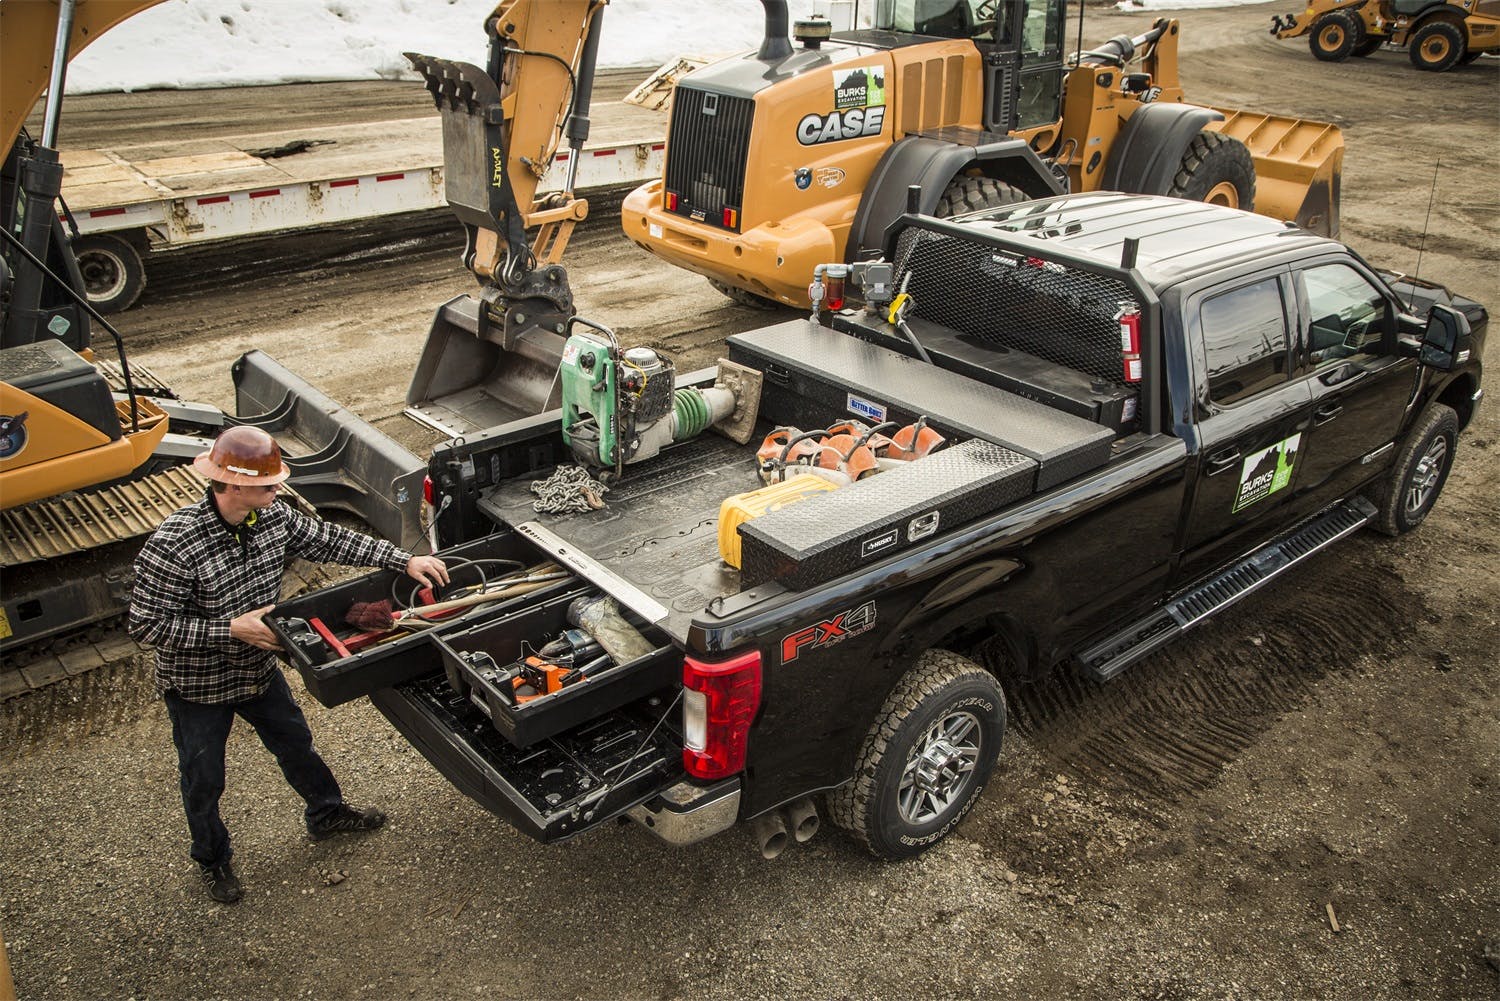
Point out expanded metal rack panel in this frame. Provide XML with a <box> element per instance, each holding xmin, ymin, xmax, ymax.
<box><xmin>664</xmin><ymin>86</ymin><xmax>753</xmax><ymax>230</ymax></box>
<box><xmin>891</xmin><ymin>226</ymin><xmax>1143</xmax><ymax>387</ymax></box>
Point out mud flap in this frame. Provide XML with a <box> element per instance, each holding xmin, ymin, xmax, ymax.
<box><xmin>231</xmin><ymin>350</ymin><xmax>425</xmax><ymax>548</ymax></box>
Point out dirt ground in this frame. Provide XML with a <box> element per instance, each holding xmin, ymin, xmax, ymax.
<box><xmin>3</xmin><ymin>5</ymin><xmax>1498</xmax><ymax>999</ymax></box>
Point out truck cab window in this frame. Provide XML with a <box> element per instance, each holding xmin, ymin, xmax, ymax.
<box><xmin>1302</xmin><ymin>264</ymin><xmax>1390</xmax><ymax>365</ymax></box>
<box><xmin>1201</xmin><ymin>277</ymin><xmax>1290</xmax><ymax>406</ymax></box>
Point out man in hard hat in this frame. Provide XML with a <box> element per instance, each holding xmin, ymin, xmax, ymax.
<box><xmin>128</xmin><ymin>425</ymin><xmax>449</xmax><ymax>905</ymax></box>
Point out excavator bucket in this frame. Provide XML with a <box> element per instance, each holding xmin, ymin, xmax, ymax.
<box><xmin>1208</xmin><ymin>110</ymin><xmax>1344</xmax><ymax>239</ymax></box>
<box><xmin>231</xmin><ymin>350</ymin><xmax>426</xmax><ymax>549</ymax></box>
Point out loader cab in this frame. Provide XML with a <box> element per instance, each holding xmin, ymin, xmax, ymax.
<box><xmin>873</xmin><ymin>0</ymin><xmax>1068</xmax><ymax>133</ymax></box>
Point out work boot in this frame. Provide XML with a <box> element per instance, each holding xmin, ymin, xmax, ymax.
<box><xmin>308</xmin><ymin>803</ymin><xmax>386</xmax><ymax>841</ymax></box>
<box><xmin>198</xmin><ymin>862</ymin><xmax>243</xmax><ymax>905</ymax></box>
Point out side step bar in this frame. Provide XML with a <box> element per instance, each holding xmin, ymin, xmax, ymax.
<box><xmin>230</xmin><ymin>350</ymin><xmax>426</xmax><ymax>549</ymax></box>
<box><xmin>1078</xmin><ymin>497</ymin><xmax>1377</xmax><ymax>683</ymax></box>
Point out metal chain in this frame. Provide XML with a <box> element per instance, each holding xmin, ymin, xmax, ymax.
<box><xmin>530</xmin><ymin>465</ymin><xmax>609</xmax><ymax>514</ymax></box>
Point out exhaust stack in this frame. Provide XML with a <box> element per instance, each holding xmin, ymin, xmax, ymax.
<box><xmin>783</xmin><ymin>797</ymin><xmax>820</xmax><ymax>843</ymax></box>
<box><xmin>758</xmin><ymin>1</ymin><xmax>793</xmax><ymax>61</ymax></box>
<box><xmin>750</xmin><ymin>811</ymin><xmax>789</xmax><ymax>859</ymax></box>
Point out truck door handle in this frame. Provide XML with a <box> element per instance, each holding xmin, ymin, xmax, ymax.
<box><xmin>1313</xmin><ymin>402</ymin><xmax>1344</xmax><ymax>426</ymax></box>
<box><xmin>1205</xmin><ymin>448</ymin><xmax>1241</xmax><ymax>475</ymax></box>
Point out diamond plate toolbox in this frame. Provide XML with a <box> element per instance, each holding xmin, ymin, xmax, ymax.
<box><xmin>727</xmin><ymin>320</ymin><xmax>1114</xmax><ymax>490</ymax></box>
<box><xmin>738</xmin><ymin>439</ymin><xmax>1036</xmax><ymax>590</ymax></box>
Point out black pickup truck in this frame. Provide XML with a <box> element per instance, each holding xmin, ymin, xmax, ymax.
<box><xmin>268</xmin><ymin>192</ymin><xmax>1485</xmax><ymax>861</ymax></box>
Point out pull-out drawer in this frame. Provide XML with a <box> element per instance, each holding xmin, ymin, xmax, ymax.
<box><xmin>436</xmin><ymin>590</ymin><xmax>682</xmax><ymax>748</ymax></box>
<box><xmin>269</xmin><ymin>531</ymin><xmax>574</xmax><ymax>707</ymax></box>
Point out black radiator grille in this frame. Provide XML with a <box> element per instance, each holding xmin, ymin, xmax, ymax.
<box><xmin>664</xmin><ymin>86</ymin><xmax>754</xmax><ymax>232</ymax></box>
<box><xmin>892</xmin><ymin>226</ymin><xmax>1142</xmax><ymax>387</ymax></box>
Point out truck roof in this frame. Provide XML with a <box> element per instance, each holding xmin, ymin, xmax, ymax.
<box><xmin>949</xmin><ymin>191</ymin><xmax>1338</xmax><ymax>288</ymax></box>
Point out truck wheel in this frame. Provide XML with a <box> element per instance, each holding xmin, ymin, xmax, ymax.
<box><xmin>707</xmin><ymin>277</ymin><xmax>780</xmax><ymax>310</ymax></box>
<box><xmin>1352</xmin><ymin>36</ymin><xmax>1385</xmax><ymax>57</ymax></box>
<box><xmin>825</xmin><ymin>649</ymin><xmax>1005</xmax><ymax>860</ymax></box>
<box><xmin>1375</xmin><ymin>403</ymin><xmax>1458</xmax><ymax>536</ymax></box>
<box><xmin>1408</xmin><ymin>21</ymin><xmax>1465</xmax><ymax>71</ymax></box>
<box><xmin>1309</xmin><ymin>11</ymin><xmax>1360</xmax><ymax>61</ymax></box>
<box><xmin>935</xmin><ymin>175</ymin><xmax>1026</xmax><ymax>219</ymax></box>
<box><xmin>72</xmin><ymin>233</ymin><xmax>145</xmax><ymax>313</ymax></box>
<box><xmin>1166</xmin><ymin>131</ymin><xmax>1256</xmax><ymax>213</ymax></box>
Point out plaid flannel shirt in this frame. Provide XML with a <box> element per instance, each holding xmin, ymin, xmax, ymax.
<box><xmin>129</xmin><ymin>489</ymin><xmax>410</xmax><ymax>703</ymax></box>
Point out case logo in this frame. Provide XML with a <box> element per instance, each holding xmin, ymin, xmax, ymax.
<box><xmin>796</xmin><ymin>65</ymin><xmax>887</xmax><ymax>146</ymax></box>
<box><xmin>782</xmin><ymin>601</ymin><xmax>877</xmax><ymax>663</ymax></box>
<box><xmin>1233</xmin><ymin>432</ymin><xmax>1300</xmax><ymax>512</ymax></box>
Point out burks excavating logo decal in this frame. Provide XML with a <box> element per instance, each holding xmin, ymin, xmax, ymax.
<box><xmin>782</xmin><ymin>601</ymin><xmax>877</xmax><ymax>663</ymax></box>
<box><xmin>1233</xmin><ymin>432</ymin><xmax>1300</xmax><ymax>512</ymax></box>
<box><xmin>796</xmin><ymin>64</ymin><xmax>887</xmax><ymax>146</ymax></box>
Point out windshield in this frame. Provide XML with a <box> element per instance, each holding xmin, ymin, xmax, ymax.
<box><xmin>874</xmin><ymin>0</ymin><xmax>1064</xmax><ymax>52</ymax></box>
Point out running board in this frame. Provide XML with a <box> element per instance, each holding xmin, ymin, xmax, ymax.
<box><xmin>1078</xmin><ymin>497</ymin><xmax>1377</xmax><ymax>683</ymax></box>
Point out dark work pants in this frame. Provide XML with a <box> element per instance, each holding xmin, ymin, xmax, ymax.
<box><xmin>164</xmin><ymin>671</ymin><xmax>342</xmax><ymax>868</ymax></box>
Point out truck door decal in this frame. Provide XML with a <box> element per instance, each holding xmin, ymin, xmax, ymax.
<box><xmin>1233</xmin><ymin>432</ymin><xmax>1301</xmax><ymax>512</ymax></box>
<box><xmin>782</xmin><ymin>601</ymin><xmax>878</xmax><ymax>663</ymax></box>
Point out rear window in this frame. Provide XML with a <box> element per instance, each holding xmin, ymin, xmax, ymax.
<box><xmin>1200</xmin><ymin>278</ymin><xmax>1289</xmax><ymax>406</ymax></box>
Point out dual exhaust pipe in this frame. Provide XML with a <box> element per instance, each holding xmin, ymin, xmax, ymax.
<box><xmin>749</xmin><ymin>796</ymin><xmax>820</xmax><ymax>859</ymax></box>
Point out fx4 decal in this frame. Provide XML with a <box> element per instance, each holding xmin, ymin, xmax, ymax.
<box><xmin>1234</xmin><ymin>432</ymin><xmax>1300</xmax><ymax>512</ymax></box>
<box><xmin>782</xmin><ymin>601</ymin><xmax>877</xmax><ymax>663</ymax></box>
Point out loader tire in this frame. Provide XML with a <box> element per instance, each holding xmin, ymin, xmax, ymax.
<box><xmin>824</xmin><ymin>649</ymin><xmax>1005</xmax><ymax>860</ymax></box>
<box><xmin>1409</xmin><ymin>20</ymin><xmax>1465</xmax><ymax>71</ymax></box>
<box><xmin>1373</xmin><ymin>403</ymin><xmax>1458</xmax><ymax>536</ymax></box>
<box><xmin>1166</xmin><ymin>131</ymin><xmax>1256</xmax><ymax>213</ymax></box>
<box><xmin>1309</xmin><ymin>11</ymin><xmax>1360</xmax><ymax>61</ymax></box>
<box><xmin>72</xmin><ymin>233</ymin><xmax>145</xmax><ymax>314</ymax></box>
<box><xmin>1352</xmin><ymin>36</ymin><xmax>1385</xmax><ymax>56</ymax></box>
<box><xmin>935</xmin><ymin>175</ymin><xmax>1027</xmax><ymax>219</ymax></box>
<box><xmin>707</xmin><ymin>277</ymin><xmax>781</xmax><ymax>310</ymax></box>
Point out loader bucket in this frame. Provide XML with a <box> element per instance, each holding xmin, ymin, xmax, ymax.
<box><xmin>1209</xmin><ymin>109</ymin><xmax>1344</xmax><ymax>239</ymax></box>
<box><xmin>404</xmin><ymin>294</ymin><xmax>565</xmax><ymax>438</ymax></box>
<box><xmin>231</xmin><ymin>350</ymin><xmax>426</xmax><ymax>549</ymax></box>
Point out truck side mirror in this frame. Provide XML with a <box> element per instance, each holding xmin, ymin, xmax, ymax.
<box><xmin>1418</xmin><ymin>303</ymin><xmax>1471</xmax><ymax>372</ymax></box>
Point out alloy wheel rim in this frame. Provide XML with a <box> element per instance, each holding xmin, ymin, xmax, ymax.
<box><xmin>899</xmin><ymin>710</ymin><xmax>982</xmax><ymax>824</ymax></box>
<box><xmin>1405</xmin><ymin>436</ymin><xmax>1448</xmax><ymax>516</ymax></box>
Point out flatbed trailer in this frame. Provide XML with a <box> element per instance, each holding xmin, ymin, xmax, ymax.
<box><xmin>57</xmin><ymin>99</ymin><xmax>667</xmax><ymax>312</ymax></box>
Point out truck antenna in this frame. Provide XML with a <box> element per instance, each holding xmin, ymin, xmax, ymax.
<box><xmin>1075</xmin><ymin>0</ymin><xmax>1086</xmax><ymax>64</ymax></box>
<box><xmin>1409</xmin><ymin>159</ymin><xmax>1440</xmax><ymax>313</ymax></box>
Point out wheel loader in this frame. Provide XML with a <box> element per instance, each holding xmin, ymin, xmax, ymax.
<box><xmin>1271</xmin><ymin>0</ymin><xmax>1500</xmax><ymax>70</ymax></box>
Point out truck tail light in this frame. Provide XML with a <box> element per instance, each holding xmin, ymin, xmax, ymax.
<box><xmin>1119</xmin><ymin>310</ymin><xmax>1143</xmax><ymax>383</ymax></box>
<box><xmin>682</xmin><ymin>649</ymin><xmax>762</xmax><ymax>779</ymax></box>
<box><xmin>422</xmin><ymin>475</ymin><xmax>435</xmax><ymax>506</ymax></box>
<box><xmin>722</xmin><ymin>206</ymin><xmax>739</xmax><ymax>229</ymax></box>
<box><xmin>665</xmin><ymin>191</ymin><xmax>679</xmax><ymax>212</ymax></box>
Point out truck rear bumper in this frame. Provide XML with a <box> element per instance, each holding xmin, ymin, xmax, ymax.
<box><xmin>370</xmin><ymin>675</ymin><xmax>689</xmax><ymax>844</ymax></box>
<box><xmin>626</xmin><ymin>779</ymin><xmax>741</xmax><ymax>846</ymax></box>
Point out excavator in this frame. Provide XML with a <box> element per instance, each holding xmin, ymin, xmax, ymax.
<box><xmin>1271</xmin><ymin>0</ymin><xmax>1499</xmax><ymax>70</ymax></box>
<box><xmin>1</xmin><ymin>0</ymin><xmax>423</xmax><ymax>665</ymax></box>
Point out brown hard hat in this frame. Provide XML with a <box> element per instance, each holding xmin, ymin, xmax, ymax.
<box><xmin>193</xmin><ymin>425</ymin><xmax>291</xmax><ymax>486</ymax></box>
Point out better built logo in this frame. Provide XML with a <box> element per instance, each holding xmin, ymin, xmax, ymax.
<box><xmin>1233</xmin><ymin>432</ymin><xmax>1300</xmax><ymax>512</ymax></box>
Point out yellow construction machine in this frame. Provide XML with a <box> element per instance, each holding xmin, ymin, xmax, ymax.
<box><xmin>1</xmin><ymin>1</ymin><xmax>423</xmax><ymax>664</ymax></box>
<box><xmin>1272</xmin><ymin>0</ymin><xmax>1500</xmax><ymax>70</ymax></box>
<box><xmin>618</xmin><ymin>0</ymin><xmax>1346</xmax><ymax>308</ymax></box>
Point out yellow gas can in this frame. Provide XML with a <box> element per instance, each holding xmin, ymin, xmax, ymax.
<box><xmin>717</xmin><ymin>475</ymin><xmax>839</xmax><ymax>569</ymax></box>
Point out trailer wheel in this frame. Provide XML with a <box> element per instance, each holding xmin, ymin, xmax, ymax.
<box><xmin>1166</xmin><ymin>131</ymin><xmax>1256</xmax><ymax>213</ymax></box>
<box><xmin>935</xmin><ymin>175</ymin><xmax>1027</xmax><ymax>219</ymax></box>
<box><xmin>706</xmin><ymin>277</ymin><xmax>781</xmax><ymax>310</ymax></box>
<box><xmin>1408</xmin><ymin>20</ymin><xmax>1465</xmax><ymax>71</ymax></box>
<box><xmin>825</xmin><ymin>649</ymin><xmax>1005</xmax><ymax>860</ymax></box>
<box><xmin>1309</xmin><ymin>11</ymin><xmax>1361</xmax><ymax>61</ymax></box>
<box><xmin>72</xmin><ymin>233</ymin><xmax>145</xmax><ymax>313</ymax></box>
<box><xmin>1374</xmin><ymin>403</ymin><xmax>1458</xmax><ymax>536</ymax></box>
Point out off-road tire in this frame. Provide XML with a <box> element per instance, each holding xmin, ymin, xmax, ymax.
<box><xmin>1352</xmin><ymin>36</ymin><xmax>1385</xmax><ymax>57</ymax></box>
<box><xmin>824</xmin><ymin>649</ymin><xmax>1006</xmax><ymax>860</ymax></box>
<box><xmin>935</xmin><ymin>175</ymin><xmax>1027</xmax><ymax>219</ymax></box>
<box><xmin>1167</xmin><ymin>131</ymin><xmax>1256</xmax><ymax>212</ymax></box>
<box><xmin>72</xmin><ymin>233</ymin><xmax>145</xmax><ymax>313</ymax></box>
<box><xmin>1458</xmin><ymin>48</ymin><xmax>1484</xmax><ymax>64</ymax></box>
<box><xmin>706</xmin><ymin>277</ymin><xmax>781</xmax><ymax>310</ymax></box>
<box><xmin>1374</xmin><ymin>402</ymin><xmax>1458</xmax><ymax>536</ymax></box>
<box><xmin>1310</xmin><ymin>11</ymin><xmax>1361</xmax><ymax>61</ymax></box>
<box><xmin>1408</xmin><ymin>20</ymin><xmax>1466</xmax><ymax>71</ymax></box>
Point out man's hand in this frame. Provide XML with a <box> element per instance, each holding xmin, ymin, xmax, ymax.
<box><xmin>230</xmin><ymin>605</ymin><xmax>283</xmax><ymax>651</ymax></box>
<box><xmin>406</xmin><ymin>555</ymin><xmax>450</xmax><ymax>589</ymax></box>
